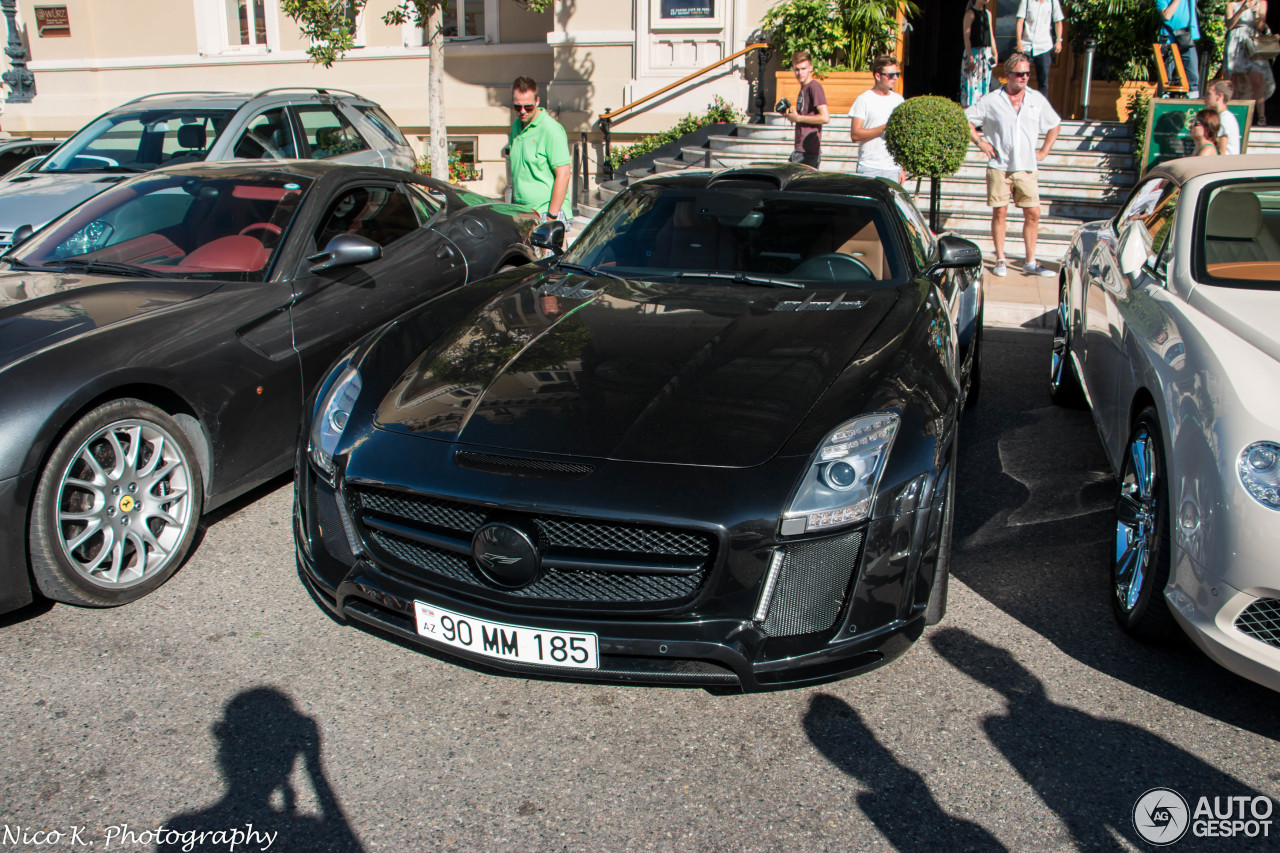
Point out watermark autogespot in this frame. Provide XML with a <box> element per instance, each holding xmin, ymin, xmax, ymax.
<box><xmin>1133</xmin><ymin>788</ymin><xmax>1275</xmax><ymax>845</ymax></box>
<box><xmin>2</xmin><ymin>823</ymin><xmax>277</xmax><ymax>851</ymax></box>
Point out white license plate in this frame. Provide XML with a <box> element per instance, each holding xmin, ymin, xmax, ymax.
<box><xmin>413</xmin><ymin>601</ymin><xmax>599</xmax><ymax>670</ymax></box>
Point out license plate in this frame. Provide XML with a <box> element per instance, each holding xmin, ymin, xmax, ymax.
<box><xmin>413</xmin><ymin>601</ymin><xmax>599</xmax><ymax>670</ymax></box>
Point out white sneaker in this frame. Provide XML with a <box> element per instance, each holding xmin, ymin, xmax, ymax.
<box><xmin>991</xmin><ymin>259</ymin><xmax>1008</xmax><ymax>276</ymax></box>
<box><xmin>1024</xmin><ymin>261</ymin><xmax>1056</xmax><ymax>277</ymax></box>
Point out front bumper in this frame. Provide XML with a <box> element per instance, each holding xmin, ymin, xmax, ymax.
<box><xmin>293</xmin><ymin>430</ymin><xmax>951</xmax><ymax>692</ymax></box>
<box><xmin>1169</xmin><ymin>548</ymin><xmax>1280</xmax><ymax>692</ymax></box>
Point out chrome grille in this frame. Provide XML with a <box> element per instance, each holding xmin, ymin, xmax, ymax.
<box><xmin>1236</xmin><ymin>598</ymin><xmax>1280</xmax><ymax>649</ymax></box>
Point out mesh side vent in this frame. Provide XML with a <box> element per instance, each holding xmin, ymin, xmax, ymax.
<box><xmin>455</xmin><ymin>451</ymin><xmax>595</xmax><ymax>477</ymax></box>
<box><xmin>312</xmin><ymin>479</ymin><xmax>355</xmax><ymax>565</ymax></box>
<box><xmin>762</xmin><ymin>531</ymin><xmax>864</xmax><ymax>638</ymax></box>
<box><xmin>1236</xmin><ymin>598</ymin><xmax>1280</xmax><ymax>649</ymax></box>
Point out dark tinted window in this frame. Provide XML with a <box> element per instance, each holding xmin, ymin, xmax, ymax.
<box><xmin>315</xmin><ymin>185</ymin><xmax>419</xmax><ymax>248</ymax></box>
<box><xmin>0</xmin><ymin>146</ymin><xmax>31</xmax><ymax>174</ymax></box>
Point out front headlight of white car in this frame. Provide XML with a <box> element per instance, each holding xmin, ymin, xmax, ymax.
<box><xmin>309</xmin><ymin>364</ymin><xmax>362</xmax><ymax>479</ymax></box>
<box><xmin>781</xmin><ymin>413</ymin><xmax>899</xmax><ymax>536</ymax></box>
<box><xmin>1239</xmin><ymin>442</ymin><xmax>1280</xmax><ymax>510</ymax></box>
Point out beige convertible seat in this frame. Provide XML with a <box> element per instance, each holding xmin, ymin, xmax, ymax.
<box><xmin>1205</xmin><ymin>191</ymin><xmax>1280</xmax><ymax>265</ymax></box>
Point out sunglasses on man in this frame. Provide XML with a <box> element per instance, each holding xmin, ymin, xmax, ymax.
<box><xmin>511</xmin><ymin>103</ymin><xmax>537</xmax><ymax>113</ymax></box>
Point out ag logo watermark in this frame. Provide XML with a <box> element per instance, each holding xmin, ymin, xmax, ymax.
<box><xmin>1133</xmin><ymin>788</ymin><xmax>1275</xmax><ymax>844</ymax></box>
<box><xmin>1134</xmin><ymin>788</ymin><xmax>1190</xmax><ymax>845</ymax></box>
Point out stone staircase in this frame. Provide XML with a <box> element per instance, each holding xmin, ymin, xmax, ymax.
<box><xmin>575</xmin><ymin>114</ymin><xmax>1280</xmax><ymax>263</ymax></box>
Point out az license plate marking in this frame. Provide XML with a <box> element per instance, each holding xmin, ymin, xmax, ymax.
<box><xmin>413</xmin><ymin>601</ymin><xmax>599</xmax><ymax>669</ymax></box>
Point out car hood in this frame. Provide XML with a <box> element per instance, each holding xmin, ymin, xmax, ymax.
<box><xmin>0</xmin><ymin>171</ymin><xmax>127</xmax><ymax>232</ymax></box>
<box><xmin>1188</xmin><ymin>284</ymin><xmax>1280</xmax><ymax>364</ymax></box>
<box><xmin>373</xmin><ymin>274</ymin><xmax>903</xmax><ymax>467</ymax></box>
<box><xmin>0</xmin><ymin>270</ymin><xmax>219</xmax><ymax>365</ymax></box>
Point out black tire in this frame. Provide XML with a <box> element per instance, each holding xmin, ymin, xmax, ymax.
<box><xmin>29</xmin><ymin>399</ymin><xmax>204</xmax><ymax>607</ymax></box>
<box><xmin>926</xmin><ymin>445</ymin><xmax>957</xmax><ymax>626</ymax></box>
<box><xmin>963</xmin><ymin>308</ymin><xmax>983</xmax><ymax>411</ymax></box>
<box><xmin>1049</xmin><ymin>281</ymin><xmax>1084</xmax><ymax>407</ymax></box>
<box><xmin>1110</xmin><ymin>408</ymin><xmax>1178</xmax><ymax>640</ymax></box>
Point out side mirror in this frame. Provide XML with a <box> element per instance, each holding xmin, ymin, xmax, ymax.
<box><xmin>10</xmin><ymin>224</ymin><xmax>34</xmax><ymax>246</ymax></box>
<box><xmin>531</xmin><ymin>220</ymin><xmax>565</xmax><ymax>256</ymax></box>
<box><xmin>1117</xmin><ymin>221</ymin><xmax>1151</xmax><ymax>277</ymax></box>
<box><xmin>934</xmin><ymin>235</ymin><xmax>983</xmax><ymax>269</ymax></box>
<box><xmin>307</xmin><ymin>233</ymin><xmax>382</xmax><ymax>273</ymax></box>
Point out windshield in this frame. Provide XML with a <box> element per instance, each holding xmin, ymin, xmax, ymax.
<box><xmin>9</xmin><ymin>171</ymin><xmax>312</xmax><ymax>281</ymax></box>
<box><xmin>1197</xmin><ymin>180</ymin><xmax>1280</xmax><ymax>288</ymax></box>
<box><xmin>39</xmin><ymin>109</ymin><xmax>236</xmax><ymax>173</ymax></box>
<box><xmin>564</xmin><ymin>184</ymin><xmax>907</xmax><ymax>287</ymax></box>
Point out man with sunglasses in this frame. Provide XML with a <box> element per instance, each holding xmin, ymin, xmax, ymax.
<box><xmin>965</xmin><ymin>53</ymin><xmax>1061</xmax><ymax>278</ymax></box>
<box><xmin>508</xmin><ymin>76</ymin><xmax>572</xmax><ymax>223</ymax></box>
<box><xmin>849</xmin><ymin>55</ymin><xmax>906</xmax><ymax>182</ymax></box>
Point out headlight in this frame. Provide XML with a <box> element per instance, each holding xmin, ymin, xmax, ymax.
<box><xmin>781</xmin><ymin>413</ymin><xmax>899</xmax><ymax>536</ymax></box>
<box><xmin>309</xmin><ymin>364</ymin><xmax>362</xmax><ymax>478</ymax></box>
<box><xmin>1239</xmin><ymin>442</ymin><xmax>1280</xmax><ymax>510</ymax></box>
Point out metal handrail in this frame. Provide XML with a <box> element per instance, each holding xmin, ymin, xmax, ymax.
<box><xmin>598</xmin><ymin>41</ymin><xmax>771</xmax><ymax>180</ymax></box>
<box><xmin>600</xmin><ymin>42</ymin><xmax>769</xmax><ymax>123</ymax></box>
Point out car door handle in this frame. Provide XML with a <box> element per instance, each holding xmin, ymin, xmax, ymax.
<box><xmin>437</xmin><ymin>245</ymin><xmax>455</xmax><ymax>260</ymax></box>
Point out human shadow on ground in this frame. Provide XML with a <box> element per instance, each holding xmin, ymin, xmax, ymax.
<box><xmin>804</xmin><ymin>693</ymin><xmax>1006</xmax><ymax>852</ymax></box>
<box><xmin>932</xmin><ymin>627</ymin><xmax>1265</xmax><ymax>851</ymax></box>
<box><xmin>951</xmin><ymin>328</ymin><xmax>1280</xmax><ymax>739</ymax></box>
<box><xmin>156</xmin><ymin>687</ymin><xmax>364</xmax><ymax>853</ymax></box>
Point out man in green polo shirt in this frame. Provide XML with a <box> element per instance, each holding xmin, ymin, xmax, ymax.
<box><xmin>509</xmin><ymin>76</ymin><xmax>572</xmax><ymax>222</ymax></box>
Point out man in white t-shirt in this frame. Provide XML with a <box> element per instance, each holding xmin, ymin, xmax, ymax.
<box><xmin>1206</xmin><ymin>80</ymin><xmax>1241</xmax><ymax>155</ymax></box>
<box><xmin>849</xmin><ymin>55</ymin><xmax>905</xmax><ymax>182</ymax></box>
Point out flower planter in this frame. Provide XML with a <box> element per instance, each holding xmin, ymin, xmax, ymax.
<box><xmin>775</xmin><ymin>70</ymin><xmax>876</xmax><ymax>114</ymax></box>
<box><xmin>1062</xmin><ymin>80</ymin><xmax>1158</xmax><ymax>122</ymax></box>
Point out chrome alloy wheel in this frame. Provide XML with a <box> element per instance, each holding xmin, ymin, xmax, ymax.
<box><xmin>1050</xmin><ymin>287</ymin><xmax>1070</xmax><ymax>392</ymax></box>
<box><xmin>1114</xmin><ymin>424</ymin><xmax>1159</xmax><ymax>613</ymax></box>
<box><xmin>54</xmin><ymin>419</ymin><xmax>196</xmax><ymax>587</ymax></box>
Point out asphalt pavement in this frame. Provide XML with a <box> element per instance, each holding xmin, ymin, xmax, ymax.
<box><xmin>1</xmin><ymin>328</ymin><xmax>1277</xmax><ymax>853</ymax></box>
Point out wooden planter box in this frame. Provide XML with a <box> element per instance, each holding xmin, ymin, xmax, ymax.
<box><xmin>775</xmin><ymin>70</ymin><xmax>876</xmax><ymax>115</ymax></box>
<box><xmin>1064</xmin><ymin>80</ymin><xmax>1159</xmax><ymax>122</ymax></box>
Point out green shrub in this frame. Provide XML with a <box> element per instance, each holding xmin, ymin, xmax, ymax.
<box><xmin>607</xmin><ymin>96</ymin><xmax>747</xmax><ymax>172</ymax></box>
<box><xmin>884</xmin><ymin>96</ymin><xmax>969</xmax><ymax>179</ymax></box>
<box><xmin>761</xmin><ymin>0</ymin><xmax>918</xmax><ymax>73</ymax></box>
<box><xmin>1062</xmin><ymin>0</ymin><xmax>1227</xmax><ymax>83</ymax></box>
<box><xmin>1126</xmin><ymin>86</ymin><xmax>1151</xmax><ymax>140</ymax></box>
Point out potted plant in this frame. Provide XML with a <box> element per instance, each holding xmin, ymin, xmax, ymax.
<box><xmin>883</xmin><ymin>96</ymin><xmax>970</xmax><ymax>231</ymax></box>
<box><xmin>763</xmin><ymin>0</ymin><xmax>918</xmax><ymax>113</ymax></box>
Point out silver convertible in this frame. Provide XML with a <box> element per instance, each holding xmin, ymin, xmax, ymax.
<box><xmin>1051</xmin><ymin>154</ymin><xmax>1280</xmax><ymax>691</ymax></box>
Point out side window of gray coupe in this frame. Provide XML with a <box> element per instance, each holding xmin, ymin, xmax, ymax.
<box><xmin>315</xmin><ymin>185</ymin><xmax>420</xmax><ymax>249</ymax></box>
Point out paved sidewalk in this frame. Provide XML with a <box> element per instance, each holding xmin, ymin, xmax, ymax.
<box><xmin>982</xmin><ymin>259</ymin><xmax>1059</xmax><ymax>331</ymax></box>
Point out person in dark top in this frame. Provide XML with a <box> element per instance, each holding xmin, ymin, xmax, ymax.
<box><xmin>783</xmin><ymin>50</ymin><xmax>829</xmax><ymax>168</ymax></box>
<box><xmin>962</xmin><ymin>0</ymin><xmax>999</xmax><ymax>107</ymax></box>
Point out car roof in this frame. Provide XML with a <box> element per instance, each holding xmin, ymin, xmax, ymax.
<box><xmin>142</xmin><ymin>158</ymin><xmax>426</xmax><ymax>185</ymax></box>
<box><xmin>1148</xmin><ymin>154</ymin><xmax>1280</xmax><ymax>184</ymax></box>
<box><xmin>632</xmin><ymin>163</ymin><xmax>901</xmax><ymax>203</ymax></box>
<box><xmin>105</xmin><ymin>88</ymin><xmax>376</xmax><ymax>114</ymax></box>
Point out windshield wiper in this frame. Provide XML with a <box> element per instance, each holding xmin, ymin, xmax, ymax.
<box><xmin>45</xmin><ymin>258</ymin><xmax>167</xmax><ymax>278</ymax></box>
<box><xmin>674</xmin><ymin>271</ymin><xmax>805</xmax><ymax>289</ymax></box>
<box><xmin>555</xmin><ymin>260</ymin><xmax>627</xmax><ymax>283</ymax></box>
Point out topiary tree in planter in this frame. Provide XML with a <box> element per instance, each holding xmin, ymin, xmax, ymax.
<box><xmin>884</xmin><ymin>96</ymin><xmax>970</xmax><ymax>232</ymax></box>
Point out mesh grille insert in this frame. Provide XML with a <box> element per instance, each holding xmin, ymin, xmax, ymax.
<box><xmin>1236</xmin><ymin>598</ymin><xmax>1280</xmax><ymax>649</ymax></box>
<box><xmin>762</xmin><ymin>531</ymin><xmax>864</xmax><ymax>637</ymax></box>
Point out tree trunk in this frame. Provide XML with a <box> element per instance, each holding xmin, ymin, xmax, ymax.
<box><xmin>427</xmin><ymin>3</ymin><xmax>447</xmax><ymax>181</ymax></box>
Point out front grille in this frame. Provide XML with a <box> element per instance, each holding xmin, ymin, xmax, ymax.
<box><xmin>762</xmin><ymin>531</ymin><xmax>864</xmax><ymax>637</ymax></box>
<box><xmin>351</xmin><ymin>486</ymin><xmax>716</xmax><ymax>607</ymax></box>
<box><xmin>1236</xmin><ymin>598</ymin><xmax>1280</xmax><ymax>649</ymax></box>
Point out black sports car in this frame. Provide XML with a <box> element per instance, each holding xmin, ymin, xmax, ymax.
<box><xmin>295</xmin><ymin>164</ymin><xmax>984</xmax><ymax>690</ymax></box>
<box><xmin>0</xmin><ymin>161</ymin><xmax>538</xmax><ymax>613</ymax></box>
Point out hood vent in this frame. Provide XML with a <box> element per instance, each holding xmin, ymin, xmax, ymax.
<box><xmin>455</xmin><ymin>450</ymin><xmax>594</xmax><ymax>478</ymax></box>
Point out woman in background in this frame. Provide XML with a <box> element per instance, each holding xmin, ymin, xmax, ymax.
<box><xmin>1225</xmin><ymin>0</ymin><xmax>1274</xmax><ymax>125</ymax></box>
<box><xmin>962</xmin><ymin>0</ymin><xmax>999</xmax><ymax>107</ymax></box>
<box><xmin>1191</xmin><ymin>109</ymin><xmax>1221</xmax><ymax>155</ymax></box>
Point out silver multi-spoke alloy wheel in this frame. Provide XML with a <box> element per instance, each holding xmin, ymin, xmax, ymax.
<box><xmin>1109</xmin><ymin>409</ymin><xmax>1175</xmax><ymax>639</ymax></box>
<box><xmin>30</xmin><ymin>399</ymin><xmax>204</xmax><ymax>607</ymax></box>
<box><xmin>56</xmin><ymin>419</ymin><xmax>194</xmax><ymax>586</ymax></box>
<box><xmin>1049</xmin><ymin>282</ymin><xmax>1081</xmax><ymax>405</ymax></box>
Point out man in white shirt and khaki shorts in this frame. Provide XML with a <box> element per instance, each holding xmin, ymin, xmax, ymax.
<box><xmin>965</xmin><ymin>53</ymin><xmax>1061</xmax><ymax>277</ymax></box>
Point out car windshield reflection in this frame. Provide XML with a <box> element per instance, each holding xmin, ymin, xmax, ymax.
<box><xmin>563</xmin><ymin>185</ymin><xmax>908</xmax><ymax>287</ymax></box>
<box><xmin>9</xmin><ymin>171</ymin><xmax>312</xmax><ymax>281</ymax></box>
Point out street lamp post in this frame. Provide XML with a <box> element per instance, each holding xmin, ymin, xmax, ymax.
<box><xmin>1</xmin><ymin>0</ymin><xmax>36</xmax><ymax>103</ymax></box>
